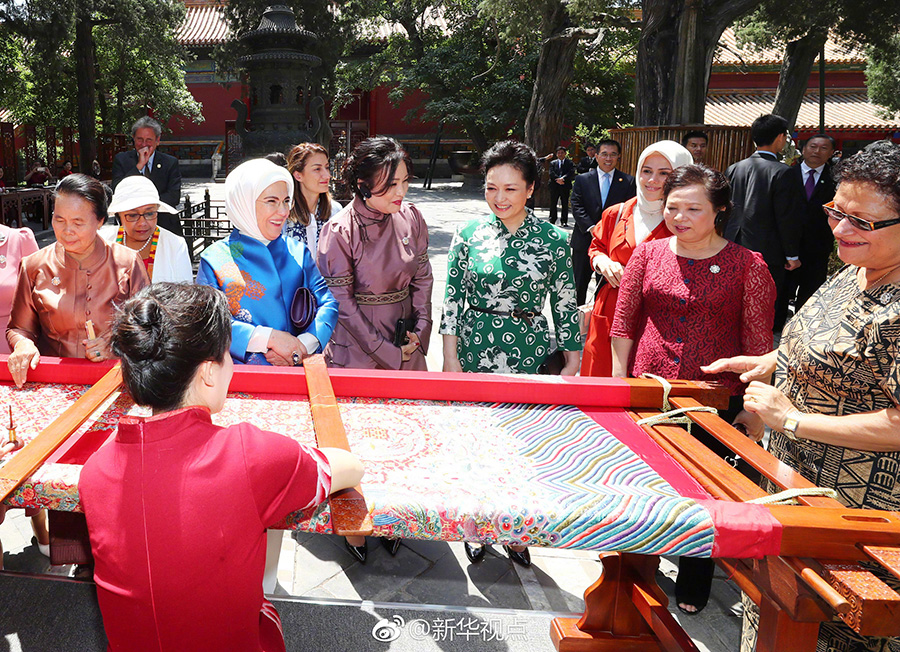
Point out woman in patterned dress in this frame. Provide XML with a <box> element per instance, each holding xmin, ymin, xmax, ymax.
<box><xmin>196</xmin><ymin>159</ymin><xmax>338</xmax><ymax>368</ymax></box>
<box><xmin>610</xmin><ymin>164</ymin><xmax>776</xmax><ymax>614</ymax></box>
<box><xmin>706</xmin><ymin>141</ymin><xmax>900</xmax><ymax>651</ymax></box>
<box><xmin>283</xmin><ymin>143</ymin><xmax>342</xmax><ymax>263</ymax></box>
<box><xmin>440</xmin><ymin>140</ymin><xmax>581</xmax><ymax>567</ymax></box>
<box><xmin>441</xmin><ymin>140</ymin><xmax>581</xmax><ymax>377</ymax></box>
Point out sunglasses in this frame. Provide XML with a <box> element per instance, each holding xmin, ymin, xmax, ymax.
<box><xmin>823</xmin><ymin>202</ymin><xmax>900</xmax><ymax>232</ymax></box>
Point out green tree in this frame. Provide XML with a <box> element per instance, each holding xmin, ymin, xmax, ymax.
<box><xmin>336</xmin><ymin>0</ymin><xmax>537</xmax><ymax>152</ymax></box>
<box><xmin>867</xmin><ymin>36</ymin><xmax>900</xmax><ymax>119</ymax></box>
<box><xmin>635</xmin><ymin>0</ymin><xmax>762</xmax><ymax>127</ymax></box>
<box><xmin>479</xmin><ymin>0</ymin><xmax>638</xmax><ymax>157</ymax></box>
<box><xmin>0</xmin><ymin>0</ymin><xmax>200</xmax><ymax>171</ymax></box>
<box><xmin>734</xmin><ymin>0</ymin><xmax>900</xmax><ymax>129</ymax></box>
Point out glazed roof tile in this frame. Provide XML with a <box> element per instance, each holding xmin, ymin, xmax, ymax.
<box><xmin>705</xmin><ymin>90</ymin><xmax>900</xmax><ymax>130</ymax></box>
<box><xmin>714</xmin><ymin>27</ymin><xmax>865</xmax><ymax>67</ymax></box>
<box><xmin>178</xmin><ymin>3</ymin><xmax>230</xmax><ymax>47</ymax></box>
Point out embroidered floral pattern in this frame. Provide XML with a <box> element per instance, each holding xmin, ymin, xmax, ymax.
<box><xmin>440</xmin><ymin>211</ymin><xmax>580</xmax><ymax>373</ymax></box>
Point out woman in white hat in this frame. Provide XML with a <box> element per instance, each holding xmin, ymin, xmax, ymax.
<box><xmin>104</xmin><ymin>175</ymin><xmax>193</xmax><ymax>283</ymax></box>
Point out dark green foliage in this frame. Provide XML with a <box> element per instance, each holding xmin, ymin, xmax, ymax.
<box><xmin>0</xmin><ymin>0</ymin><xmax>200</xmax><ymax>132</ymax></box>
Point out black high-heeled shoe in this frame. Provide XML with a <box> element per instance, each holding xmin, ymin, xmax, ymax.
<box><xmin>464</xmin><ymin>542</ymin><xmax>486</xmax><ymax>563</ymax></box>
<box><xmin>381</xmin><ymin>538</ymin><xmax>402</xmax><ymax>556</ymax></box>
<box><xmin>503</xmin><ymin>545</ymin><xmax>531</xmax><ymax>568</ymax></box>
<box><xmin>344</xmin><ymin>538</ymin><xmax>368</xmax><ymax>564</ymax></box>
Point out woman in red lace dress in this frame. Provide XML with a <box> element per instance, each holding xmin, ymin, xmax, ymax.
<box><xmin>610</xmin><ymin>164</ymin><xmax>776</xmax><ymax>614</ymax></box>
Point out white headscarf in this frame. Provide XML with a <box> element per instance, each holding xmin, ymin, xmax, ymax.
<box><xmin>633</xmin><ymin>140</ymin><xmax>693</xmax><ymax>243</ymax></box>
<box><xmin>224</xmin><ymin>159</ymin><xmax>294</xmax><ymax>243</ymax></box>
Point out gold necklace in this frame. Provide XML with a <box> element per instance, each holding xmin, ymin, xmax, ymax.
<box><xmin>860</xmin><ymin>264</ymin><xmax>900</xmax><ymax>289</ymax></box>
<box><xmin>859</xmin><ymin>263</ymin><xmax>900</xmax><ymax>303</ymax></box>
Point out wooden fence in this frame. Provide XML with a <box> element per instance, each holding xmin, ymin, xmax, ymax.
<box><xmin>608</xmin><ymin>125</ymin><xmax>754</xmax><ymax>174</ymax></box>
<box><xmin>179</xmin><ymin>189</ymin><xmax>231</xmax><ymax>265</ymax></box>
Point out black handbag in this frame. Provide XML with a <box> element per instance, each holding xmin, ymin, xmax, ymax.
<box><xmin>290</xmin><ymin>287</ymin><xmax>317</xmax><ymax>331</ymax></box>
<box><xmin>393</xmin><ymin>317</ymin><xmax>416</xmax><ymax>347</ymax></box>
<box><xmin>538</xmin><ymin>349</ymin><xmax>567</xmax><ymax>375</ymax></box>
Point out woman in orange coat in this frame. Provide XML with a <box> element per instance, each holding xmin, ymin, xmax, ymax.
<box><xmin>580</xmin><ymin>141</ymin><xmax>693</xmax><ymax>376</ymax></box>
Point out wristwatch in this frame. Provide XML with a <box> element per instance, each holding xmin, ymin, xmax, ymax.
<box><xmin>782</xmin><ymin>411</ymin><xmax>802</xmax><ymax>440</ymax></box>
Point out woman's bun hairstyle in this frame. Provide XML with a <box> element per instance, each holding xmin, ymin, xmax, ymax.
<box><xmin>342</xmin><ymin>136</ymin><xmax>411</xmax><ymax>199</ymax></box>
<box><xmin>112</xmin><ymin>283</ymin><xmax>231</xmax><ymax>411</ymax></box>
<box><xmin>480</xmin><ymin>140</ymin><xmax>538</xmax><ymax>187</ymax></box>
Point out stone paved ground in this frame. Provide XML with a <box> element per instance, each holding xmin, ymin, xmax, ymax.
<box><xmin>1</xmin><ymin>179</ymin><xmax>743</xmax><ymax>651</ymax></box>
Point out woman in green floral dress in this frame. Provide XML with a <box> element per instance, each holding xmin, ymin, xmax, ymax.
<box><xmin>441</xmin><ymin>140</ymin><xmax>581</xmax><ymax>377</ymax></box>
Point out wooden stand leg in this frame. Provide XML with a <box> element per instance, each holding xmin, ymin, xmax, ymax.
<box><xmin>551</xmin><ymin>552</ymin><xmax>698</xmax><ymax>652</ymax></box>
<box><xmin>755</xmin><ymin>595</ymin><xmax>819</xmax><ymax>652</ymax></box>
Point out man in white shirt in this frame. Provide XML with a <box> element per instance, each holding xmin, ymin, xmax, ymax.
<box><xmin>111</xmin><ymin>117</ymin><xmax>183</xmax><ymax>236</ymax></box>
<box><xmin>570</xmin><ymin>139</ymin><xmax>636</xmax><ymax>305</ymax></box>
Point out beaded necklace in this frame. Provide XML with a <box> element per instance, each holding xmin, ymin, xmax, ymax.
<box><xmin>117</xmin><ymin>226</ymin><xmax>160</xmax><ymax>279</ymax></box>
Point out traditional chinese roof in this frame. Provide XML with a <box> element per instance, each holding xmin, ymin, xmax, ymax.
<box><xmin>705</xmin><ymin>90</ymin><xmax>899</xmax><ymax>131</ymax></box>
<box><xmin>714</xmin><ymin>27</ymin><xmax>866</xmax><ymax>68</ymax></box>
<box><xmin>177</xmin><ymin>3</ymin><xmax>230</xmax><ymax>47</ymax></box>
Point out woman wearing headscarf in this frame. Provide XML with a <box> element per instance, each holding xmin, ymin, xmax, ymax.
<box><xmin>196</xmin><ymin>158</ymin><xmax>338</xmax><ymax>368</ymax></box>
<box><xmin>580</xmin><ymin>140</ymin><xmax>694</xmax><ymax>376</ymax></box>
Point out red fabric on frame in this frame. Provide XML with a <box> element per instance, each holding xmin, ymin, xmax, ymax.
<box><xmin>697</xmin><ymin>499</ymin><xmax>783</xmax><ymax>559</ymax></box>
<box><xmin>583</xmin><ymin>407</ymin><xmax>711</xmax><ymax>500</ymax></box>
<box><xmin>584</xmin><ymin>407</ymin><xmax>783</xmax><ymax>559</ymax></box>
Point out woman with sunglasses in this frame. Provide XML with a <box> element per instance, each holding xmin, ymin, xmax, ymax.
<box><xmin>705</xmin><ymin>141</ymin><xmax>900</xmax><ymax>652</ymax></box>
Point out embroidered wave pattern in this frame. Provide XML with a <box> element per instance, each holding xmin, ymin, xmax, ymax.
<box><xmin>490</xmin><ymin>403</ymin><xmax>715</xmax><ymax>556</ymax></box>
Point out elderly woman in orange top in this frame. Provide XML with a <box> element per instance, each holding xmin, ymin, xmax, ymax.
<box><xmin>7</xmin><ymin>174</ymin><xmax>149</xmax><ymax>387</ymax></box>
<box><xmin>580</xmin><ymin>141</ymin><xmax>693</xmax><ymax>376</ymax></box>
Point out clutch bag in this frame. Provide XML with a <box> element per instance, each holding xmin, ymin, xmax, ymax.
<box><xmin>290</xmin><ymin>287</ymin><xmax>318</xmax><ymax>331</ymax></box>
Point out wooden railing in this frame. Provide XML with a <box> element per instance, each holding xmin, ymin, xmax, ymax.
<box><xmin>179</xmin><ymin>189</ymin><xmax>231</xmax><ymax>265</ymax></box>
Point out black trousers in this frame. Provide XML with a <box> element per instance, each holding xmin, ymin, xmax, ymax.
<box><xmin>779</xmin><ymin>247</ymin><xmax>831</xmax><ymax>325</ymax></box>
<box><xmin>549</xmin><ymin>184</ymin><xmax>570</xmax><ymax>224</ymax></box>
<box><xmin>571</xmin><ymin>230</ymin><xmax>593</xmax><ymax>306</ymax></box>
<box><xmin>676</xmin><ymin>395</ymin><xmax>760</xmax><ymax>609</ymax></box>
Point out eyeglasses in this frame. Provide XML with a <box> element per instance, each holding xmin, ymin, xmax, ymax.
<box><xmin>121</xmin><ymin>210</ymin><xmax>158</xmax><ymax>223</ymax></box>
<box><xmin>823</xmin><ymin>202</ymin><xmax>900</xmax><ymax>232</ymax></box>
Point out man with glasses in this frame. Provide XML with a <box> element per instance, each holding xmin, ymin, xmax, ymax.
<box><xmin>725</xmin><ymin>114</ymin><xmax>804</xmax><ymax>331</ymax></box>
<box><xmin>570</xmin><ymin>138</ymin><xmax>636</xmax><ymax>305</ymax></box>
<box><xmin>112</xmin><ymin>116</ymin><xmax>183</xmax><ymax>236</ymax></box>
<box><xmin>780</xmin><ymin>134</ymin><xmax>838</xmax><ymax>322</ymax></box>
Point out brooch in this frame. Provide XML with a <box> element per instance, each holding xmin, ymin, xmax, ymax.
<box><xmin>51</xmin><ymin>276</ymin><xmax>61</xmax><ymax>286</ymax></box>
<box><xmin>881</xmin><ymin>291</ymin><xmax>895</xmax><ymax>304</ymax></box>
<box><xmin>401</xmin><ymin>236</ymin><xmax>410</xmax><ymax>245</ymax></box>
<box><xmin>709</xmin><ymin>264</ymin><xmax>721</xmax><ymax>274</ymax></box>
<box><xmin>0</xmin><ymin>255</ymin><xmax>6</xmax><ymax>266</ymax></box>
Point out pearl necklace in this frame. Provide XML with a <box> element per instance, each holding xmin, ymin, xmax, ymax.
<box><xmin>126</xmin><ymin>233</ymin><xmax>153</xmax><ymax>254</ymax></box>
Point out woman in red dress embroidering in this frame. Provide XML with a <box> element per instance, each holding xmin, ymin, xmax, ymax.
<box><xmin>79</xmin><ymin>283</ymin><xmax>363</xmax><ymax>652</ymax></box>
<box><xmin>610</xmin><ymin>164</ymin><xmax>776</xmax><ymax>615</ymax></box>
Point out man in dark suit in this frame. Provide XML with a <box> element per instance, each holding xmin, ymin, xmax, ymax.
<box><xmin>779</xmin><ymin>134</ymin><xmax>837</xmax><ymax>323</ymax></box>
<box><xmin>725</xmin><ymin>114</ymin><xmax>803</xmax><ymax>330</ymax></box>
<box><xmin>576</xmin><ymin>144</ymin><xmax>597</xmax><ymax>174</ymax></box>
<box><xmin>570</xmin><ymin>138</ymin><xmax>637</xmax><ymax>305</ymax></box>
<box><xmin>112</xmin><ymin>116</ymin><xmax>183</xmax><ymax>236</ymax></box>
<box><xmin>548</xmin><ymin>146</ymin><xmax>576</xmax><ymax>226</ymax></box>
